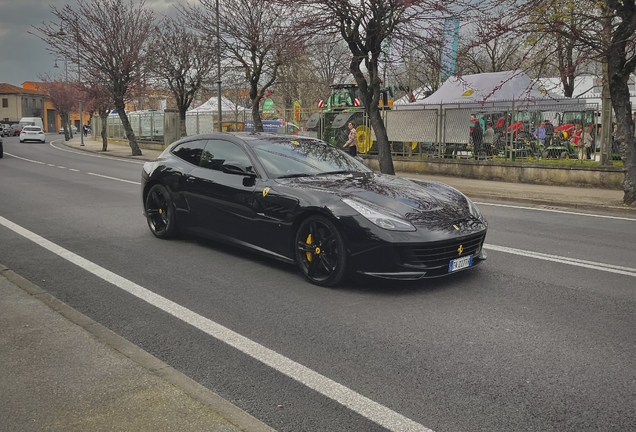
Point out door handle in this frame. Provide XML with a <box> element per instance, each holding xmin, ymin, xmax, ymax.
<box><xmin>186</xmin><ymin>175</ymin><xmax>195</xmax><ymax>183</ymax></box>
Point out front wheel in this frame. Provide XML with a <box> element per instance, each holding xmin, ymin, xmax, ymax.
<box><xmin>144</xmin><ymin>184</ymin><xmax>177</xmax><ymax>239</ymax></box>
<box><xmin>294</xmin><ymin>215</ymin><xmax>347</xmax><ymax>287</ymax></box>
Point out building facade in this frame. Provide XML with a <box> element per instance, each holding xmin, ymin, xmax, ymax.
<box><xmin>0</xmin><ymin>83</ymin><xmax>46</xmax><ymax>127</ymax></box>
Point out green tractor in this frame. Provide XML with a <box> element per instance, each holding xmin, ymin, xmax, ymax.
<box><xmin>306</xmin><ymin>84</ymin><xmax>373</xmax><ymax>153</ymax></box>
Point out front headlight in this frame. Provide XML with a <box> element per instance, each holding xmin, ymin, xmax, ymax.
<box><xmin>342</xmin><ymin>198</ymin><xmax>415</xmax><ymax>231</ymax></box>
<box><xmin>466</xmin><ymin>197</ymin><xmax>483</xmax><ymax>220</ymax></box>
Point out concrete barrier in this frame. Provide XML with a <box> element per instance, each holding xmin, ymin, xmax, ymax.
<box><xmin>363</xmin><ymin>156</ymin><xmax>625</xmax><ymax>190</ymax></box>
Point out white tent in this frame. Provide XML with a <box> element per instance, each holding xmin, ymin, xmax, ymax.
<box><xmin>186</xmin><ymin>96</ymin><xmax>249</xmax><ymax>135</ymax></box>
<box><xmin>187</xmin><ymin>95</ymin><xmax>247</xmax><ymax>114</ymax></box>
<box><xmin>394</xmin><ymin>70</ymin><xmax>589</xmax><ymax>111</ymax></box>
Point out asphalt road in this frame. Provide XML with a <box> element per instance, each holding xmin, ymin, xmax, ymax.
<box><xmin>1</xmin><ymin>134</ymin><xmax>635</xmax><ymax>432</ymax></box>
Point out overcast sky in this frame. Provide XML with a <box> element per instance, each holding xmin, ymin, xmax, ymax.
<box><xmin>0</xmin><ymin>0</ymin><xmax>179</xmax><ymax>87</ymax></box>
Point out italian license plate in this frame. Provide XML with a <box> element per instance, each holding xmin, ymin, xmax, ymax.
<box><xmin>448</xmin><ymin>255</ymin><xmax>473</xmax><ymax>272</ymax></box>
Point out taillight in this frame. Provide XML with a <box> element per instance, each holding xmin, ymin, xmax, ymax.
<box><xmin>38</xmin><ymin>131</ymin><xmax>44</xmax><ymax>134</ymax></box>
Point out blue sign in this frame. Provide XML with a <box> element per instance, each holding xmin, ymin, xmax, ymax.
<box><xmin>440</xmin><ymin>17</ymin><xmax>460</xmax><ymax>81</ymax></box>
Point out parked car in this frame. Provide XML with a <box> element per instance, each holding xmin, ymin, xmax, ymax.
<box><xmin>11</xmin><ymin>124</ymin><xmax>22</xmax><ymax>136</ymax></box>
<box><xmin>58</xmin><ymin>125</ymin><xmax>78</xmax><ymax>134</ymax></box>
<box><xmin>20</xmin><ymin>126</ymin><xmax>46</xmax><ymax>143</ymax></box>
<box><xmin>141</xmin><ymin>132</ymin><xmax>488</xmax><ymax>287</ymax></box>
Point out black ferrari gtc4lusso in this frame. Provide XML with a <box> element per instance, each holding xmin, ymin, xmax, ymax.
<box><xmin>141</xmin><ymin>133</ymin><xmax>487</xmax><ymax>286</ymax></box>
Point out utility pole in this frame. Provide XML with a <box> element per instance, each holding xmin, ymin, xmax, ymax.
<box><xmin>599</xmin><ymin>8</ymin><xmax>612</xmax><ymax>165</ymax></box>
<box><xmin>600</xmin><ymin>61</ymin><xmax>612</xmax><ymax>164</ymax></box>
<box><xmin>77</xmin><ymin>22</ymin><xmax>84</xmax><ymax>146</ymax></box>
<box><xmin>216</xmin><ymin>0</ymin><xmax>222</xmax><ymax>132</ymax></box>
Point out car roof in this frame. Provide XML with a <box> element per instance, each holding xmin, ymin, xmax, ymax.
<box><xmin>175</xmin><ymin>132</ymin><xmax>321</xmax><ymax>147</ymax></box>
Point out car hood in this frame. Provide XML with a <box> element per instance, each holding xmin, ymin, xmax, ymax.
<box><xmin>277</xmin><ymin>172</ymin><xmax>476</xmax><ymax>227</ymax></box>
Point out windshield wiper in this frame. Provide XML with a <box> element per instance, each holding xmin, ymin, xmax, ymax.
<box><xmin>316</xmin><ymin>170</ymin><xmax>352</xmax><ymax>176</ymax></box>
<box><xmin>276</xmin><ymin>173</ymin><xmax>314</xmax><ymax>179</ymax></box>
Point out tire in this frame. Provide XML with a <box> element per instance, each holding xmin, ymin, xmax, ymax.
<box><xmin>0</xmin><ymin>143</ymin><xmax>3</xmax><ymax>158</ymax></box>
<box><xmin>144</xmin><ymin>184</ymin><xmax>177</xmax><ymax>239</ymax></box>
<box><xmin>294</xmin><ymin>215</ymin><xmax>347</xmax><ymax>287</ymax></box>
<box><xmin>19</xmin><ymin>140</ymin><xmax>23</xmax><ymax>143</ymax></box>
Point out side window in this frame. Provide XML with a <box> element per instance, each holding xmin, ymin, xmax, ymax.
<box><xmin>171</xmin><ymin>140</ymin><xmax>207</xmax><ymax>165</ymax></box>
<box><xmin>200</xmin><ymin>140</ymin><xmax>254</xmax><ymax>173</ymax></box>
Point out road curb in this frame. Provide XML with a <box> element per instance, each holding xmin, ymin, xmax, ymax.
<box><xmin>0</xmin><ymin>264</ymin><xmax>276</xmax><ymax>432</ymax></box>
<box><xmin>464</xmin><ymin>193</ymin><xmax>636</xmax><ymax>215</ymax></box>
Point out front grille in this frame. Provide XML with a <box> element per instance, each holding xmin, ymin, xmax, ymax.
<box><xmin>399</xmin><ymin>233</ymin><xmax>485</xmax><ymax>268</ymax></box>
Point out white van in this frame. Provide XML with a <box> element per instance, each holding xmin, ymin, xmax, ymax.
<box><xmin>19</xmin><ymin>117</ymin><xmax>44</xmax><ymax>130</ymax></box>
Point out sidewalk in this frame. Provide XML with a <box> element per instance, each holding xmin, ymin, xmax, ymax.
<box><xmin>0</xmin><ymin>265</ymin><xmax>275</xmax><ymax>432</ymax></box>
<box><xmin>62</xmin><ymin>135</ymin><xmax>633</xmax><ymax>213</ymax></box>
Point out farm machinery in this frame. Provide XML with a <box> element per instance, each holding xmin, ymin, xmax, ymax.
<box><xmin>305</xmin><ymin>84</ymin><xmax>374</xmax><ymax>153</ymax></box>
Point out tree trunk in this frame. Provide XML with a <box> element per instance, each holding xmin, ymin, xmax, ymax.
<box><xmin>100</xmin><ymin>111</ymin><xmax>109</xmax><ymax>151</ymax></box>
<box><xmin>179</xmin><ymin>107</ymin><xmax>187</xmax><ymax>138</ymax></box>
<box><xmin>252</xmin><ymin>99</ymin><xmax>263</xmax><ymax>132</ymax></box>
<box><xmin>608</xmin><ymin>61</ymin><xmax>636</xmax><ymax>206</ymax></box>
<box><xmin>114</xmin><ymin>97</ymin><xmax>142</xmax><ymax>156</ymax></box>
<box><xmin>368</xmin><ymin>105</ymin><xmax>395</xmax><ymax>175</ymax></box>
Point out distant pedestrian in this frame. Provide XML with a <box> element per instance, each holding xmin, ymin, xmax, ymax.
<box><xmin>483</xmin><ymin>122</ymin><xmax>494</xmax><ymax>154</ymax></box>
<box><xmin>533</xmin><ymin>123</ymin><xmax>546</xmax><ymax>145</ymax></box>
<box><xmin>582</xmin><ymin>126</ymin><xmax>593</xmax><ymax>159</ymax></box>
<box><xmin>343</xmin><ymin>121</ymin><xmax>357</xmax><ymax>156</ymax></box>
<box><xmin>572</xmin><ymin>123</ymin><xmax>585</xmax><ymax>160</ymax></box>
<box><xmin>471</xmin><ymin>120</ymin><xmax>483</xmax><ymax>156</ymax></box>
<box><xmin>83</xmin><ymin>124</ymin><xmax>88</xmax><ymax>137</ymax></box>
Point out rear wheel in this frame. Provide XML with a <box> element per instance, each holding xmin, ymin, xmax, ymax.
<box><xmin>0</xmin><ymin>142</ymin><xmax>3</xmax><ymax>158</ymax></box>
<box><xmin>294</xmin><ymin>215</ymin><xmax>347</xmax><ymax>287</ymax></box>
<box><xmin>145</xmin><ymin>184</ymin><xmax>177</xmax><ymax>239</ymax></box>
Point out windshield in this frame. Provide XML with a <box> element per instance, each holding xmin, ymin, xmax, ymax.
<box><xmin>250</xmin><ymin>137</ymin><xmax>372</xmax><ymax>179</ymax></box>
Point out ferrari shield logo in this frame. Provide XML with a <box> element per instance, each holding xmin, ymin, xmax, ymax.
<box><xmin>457</xmin><ymin>245</ymin><xmax>464</xmax><ymax>255</ymax></box>
<box><xmin>262</xmin><ymin>187</ymin><xmax>270</xmax><ymax>197</ymax></box>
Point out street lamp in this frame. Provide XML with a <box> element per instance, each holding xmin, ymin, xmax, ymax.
<box><xmin>216</xmin><ymin>0</ymin><xmax>222</xmax><ymax>131</ymax></box>
<box><xmin>53</xmin><ymin>56</ymin><xmax>72</xmax><ymax>135</ymax></box>
<box><xmin>53</xmin><ymin>57</ymin><xmax>68</xmax><ymax>81</ymax></box>
<box><xmin>57</xmin><ymin>21</ymin><xmax>84</xmax><ymax>146</ymax></box>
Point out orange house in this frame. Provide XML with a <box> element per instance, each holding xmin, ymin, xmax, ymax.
<box><xmin>22</xmin><ymin>81</ymin><xmax>91</xmax><ymax>133</ymax></box>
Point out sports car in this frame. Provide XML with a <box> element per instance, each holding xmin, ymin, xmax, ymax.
<box><xmin>141</xmin><ymin>133</ymin><xmax>487</xmax><ymax>286</ymax></box>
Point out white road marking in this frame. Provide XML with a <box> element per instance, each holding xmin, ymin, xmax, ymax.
<box><xmin>484</xmin><ymin>244</ymin><xmax>636</xmax><ymax>277</ymax></box>
<box><xmin>4</xmin><ymin>153</ymin><xmax>45</xmax><ymax>164</ymax></box>
<box><xmin>86</xmin><ymin>172</ymin><xmax>140</xmax><ymax>185</ymax></box>
<box><xmin>0</xmin><ymin>215</ymin><xmax>434</xmax><ymax>432</ymax></box>
<box><xmin>3</xmin><ymin>151</ymin><xmax>139</xmax><ymax>185</ymax></box>
<box><xmin>475</xmin><ymin>201</ymin><xmax>636</xmax><ymax>222</ymax></box>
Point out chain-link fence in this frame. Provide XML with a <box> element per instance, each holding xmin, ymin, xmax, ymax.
<box><xmin>91</xmin><ymin>99</ymin><xmax>613</xmax><ymax>165</ymax></box>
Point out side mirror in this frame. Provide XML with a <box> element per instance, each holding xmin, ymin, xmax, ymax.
<box><xmin>221</xmin><ymin>161</ymin><xmax>256</xmax><ymax>177</ymax></box>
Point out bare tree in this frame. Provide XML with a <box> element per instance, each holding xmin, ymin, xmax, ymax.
<box><xmin>458</xmin><ymin>21</ymin><xmax>527</xmax><ymax>75</ymax></box>
<box><xmin>33</xmin><ymin>0</ymin><xmax>157</xmax><ymax>156</ymax></box>
<box><xmin>152</xmin><ymin>18</ymin><xmax>216</xmax><ymax>137</ymax></box>
<box><xmin>282</xmin><ymin>0</ymin><xmax>478</xmax><ymax>175</ymax></box>
<box><xmin>182</xmin><ymin>0</ymin><xmax>303</xmax><ymax>132</ymax></box>
<box><xmin>37</xmin><ymin>74</ymin><xmax>79</xmax><ymax>141</ymax></box>
<box><xmin>83</xmin><ymin>82</ymin><xmax>113</xmax><ymax>151</ymax></box>
<box><xmin>519</xmin><ymin>0</ymin><xmax>636</xmax><ymax>206</ymax></box>
<box><xmin>523</xmin><ymin>3</ymin><xmax>591</xmax><ymax>97</ymax></box>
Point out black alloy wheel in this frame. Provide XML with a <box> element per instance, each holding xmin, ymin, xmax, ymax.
<box><xmin>145</xmin><ymin>184</ymin><xmax>177</xmax><ymax>239</ymax></box>
<box><xmin>295</xmin><ymin>215</ymin><xmax>347</xmax><ymax>287</ymax></box>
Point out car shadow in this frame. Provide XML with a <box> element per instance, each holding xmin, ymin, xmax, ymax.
<box><xmin>177</xmin><ymin>232</ymin><xmax>484</xmax><ymax>297</ymax></box>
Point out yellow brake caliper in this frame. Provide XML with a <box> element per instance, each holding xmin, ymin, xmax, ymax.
<box><xmin>306</xmin><ymin>234</ymin><xmax>313</xmax><ymax>261</ymax></box>
<box><xmin>306</xmin><ymin>234</ymin><xmax>321</xmax><ymax>262</ymax></box>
